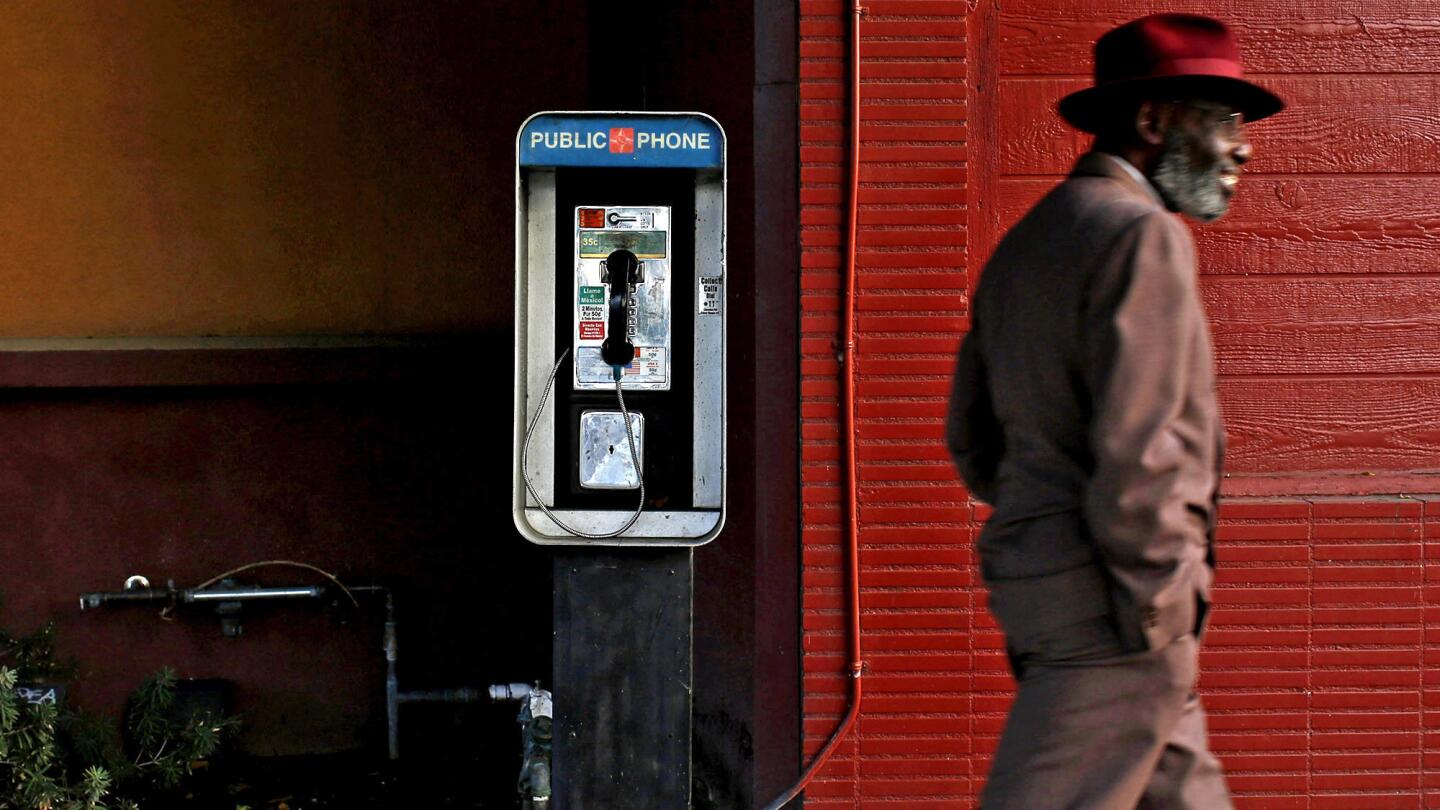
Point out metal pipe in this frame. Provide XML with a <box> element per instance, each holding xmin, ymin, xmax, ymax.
<box><xmin>79</xmin><ymin>589</ymin><xmax>170</xmax><ymax>610</ymax></box>
<box><xmin>397</xmin><ymin>688</ymin><xmax>486</xmax><ymax>704</ymax></box>
<box><xmin>347</xmin><ymin>587</ymin><xmax>401</xmax><ymax>761</ymax></box>
<box><xmin>81</xmin><ymin>584</ymin><xmax>324</xmax><ymax>610</ymax></box>
<box><xmin>763</xmin><ymin>4</ymin><xmax>867</xmax><ymax>809</ymax></box>
<box><xmin>185</xmin><ymin>586</ymin><xmax>322</xmax><ymax>602</ymax></box>
<box><xmin>384</xmin><ymin>599</ymin><xmax>399</xmax><ymax>760</ymax></box>
<box><xmin>79</xmin><ymin>578</ymin><xmax>519</xmax><ymax>765</ymax></box>
<box><xmin>489</xmin><ymin>683</ymin><xmax>533</xmax><ymax>701</ymax></box>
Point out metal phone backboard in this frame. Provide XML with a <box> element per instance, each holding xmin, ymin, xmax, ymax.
<box><xmin>572</xmin><ymin>205</ymin><xmax>672</xmax><ymax>391</ymax></box>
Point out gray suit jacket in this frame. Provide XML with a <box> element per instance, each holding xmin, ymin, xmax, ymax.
<box><xmin>948</xmin><ymin>151</ymin><xmax>1224</xmax><ymax>652</ymax></box>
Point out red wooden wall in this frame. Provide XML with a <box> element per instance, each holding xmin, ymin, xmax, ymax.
<box><xmin>799</xmin><ymin>1</ymin><xmax>1440</xmax><ymax>807</ymax></box>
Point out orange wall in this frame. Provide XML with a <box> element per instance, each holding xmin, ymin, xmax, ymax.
<box><xmin>0</xmin><ymin>2</ymin><xmax>581</xmax><ymax>336</ymax></box>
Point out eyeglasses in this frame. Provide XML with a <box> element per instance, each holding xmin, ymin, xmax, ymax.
<box><xmin>1173</xmin><ymin>100</ymin><xmax>1245</xmax><ymax>139</ymax></box>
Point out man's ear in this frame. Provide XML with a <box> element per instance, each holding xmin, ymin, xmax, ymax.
<box><xmin>1135</xmin><ymin>101</ymin><xmax>1167</xmax><ymax>147</ymax></box>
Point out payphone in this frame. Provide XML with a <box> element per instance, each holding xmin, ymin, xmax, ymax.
<box><xmin>513</xmin><ymin>112</ymin><xmax>725</xmax><ymax>545</ymax></box>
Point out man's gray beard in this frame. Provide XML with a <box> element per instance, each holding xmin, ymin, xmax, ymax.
<box><xmin>1151</xmin><ymin>127</ymin><xmax>1228</xmax><ymax>222</ymax></box>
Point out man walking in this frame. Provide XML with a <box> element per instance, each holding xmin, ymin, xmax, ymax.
<box><xmin>946</xmin><ymin>15</ymin><xmax>1283</xmax><ymax>809</ymax></box>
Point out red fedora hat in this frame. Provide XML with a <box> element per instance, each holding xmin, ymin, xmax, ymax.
<box><xmin>1058</xmin><ymin>14</ymin><xmax>1284</xmax><ymax>134</ymax></box>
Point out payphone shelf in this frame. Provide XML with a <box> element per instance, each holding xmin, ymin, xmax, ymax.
<box><xmin>519</xmin><ymin>508</ymin><xmax>722</xmax><ymax>545</ymax></box>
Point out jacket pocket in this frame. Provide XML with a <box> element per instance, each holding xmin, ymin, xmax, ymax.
<box><xmin>1110</xmin><ymin>559</ymin><xmax>1202</xmax><ymax>653</ymax></box>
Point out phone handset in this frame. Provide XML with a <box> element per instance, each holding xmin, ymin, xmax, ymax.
<box><xmin>600</xmin><ymin>248</ymin><xmax>641</xmax><ymax>371</ymax></box>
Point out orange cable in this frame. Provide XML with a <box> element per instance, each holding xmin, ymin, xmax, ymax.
<box><xmin>762</xmin><ymin>4</ymin><xmax>866</xmax><ymax>808</ymax></box>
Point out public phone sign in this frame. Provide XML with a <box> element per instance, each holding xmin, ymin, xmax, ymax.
<box><xmin>519</xmin><ymin>113</ymin><xmax>723</xmax><ymax>169</ymax></box>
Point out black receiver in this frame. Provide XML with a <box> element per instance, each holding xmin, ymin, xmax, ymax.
<box><xmin>600</xmin><ymin>249</ymin><xmax>640</xmax><ymax>368</ymax></box>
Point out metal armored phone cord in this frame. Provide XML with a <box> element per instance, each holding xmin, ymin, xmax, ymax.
<box><xmin>521</xmin><ymin>348</ymin><xmax>645</xmax><ymax>539</ymax></box>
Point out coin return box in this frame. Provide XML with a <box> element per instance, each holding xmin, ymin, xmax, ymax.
<box><xmin>578</xmin><ymin>411</ymin><xmax>644</xmax><ymax>490</ymax></box>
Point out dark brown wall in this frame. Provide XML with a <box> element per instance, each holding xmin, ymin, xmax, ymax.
<box><xmin>2</xmin><ymin>357</ymin><xmax>548</xmax><ymax>756</ymax></box>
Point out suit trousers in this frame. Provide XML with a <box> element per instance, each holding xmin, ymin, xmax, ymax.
<box><xmin>980</xmin><ymin>566</ymin><xmax>1232</xmax><ymax>810</ymax></box>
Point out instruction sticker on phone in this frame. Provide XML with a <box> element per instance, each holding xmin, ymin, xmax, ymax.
<box><xmin>699</xmin><ymin>276</ymin><xmax>722</xmax><ymax>315</ymax></box>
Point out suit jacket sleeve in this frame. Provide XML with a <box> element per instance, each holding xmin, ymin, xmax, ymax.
<box><xmin>1082</xmin><ymin>211</ymin><xmax>1202</xmax><ymax>638</ymax></box>
<box><xmin>946</xmin><ymin>325</ymin><xmax>1002</xmax><ymax>505</ymax></box>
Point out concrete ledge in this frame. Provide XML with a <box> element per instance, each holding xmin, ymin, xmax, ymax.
<box><xmin>0</xmin><ymin>336</ymin><xmax>487</xmax><ymax>388</ymax></box>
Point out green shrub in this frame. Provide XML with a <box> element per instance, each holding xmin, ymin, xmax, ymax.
<box><xmin>0</xmin><ymin>665</ymin><xmax>131</xmax><ymax>810</ymax></box>
<box><xmin>0</xmin><ymin>615</ymin><xmax>238</xmax><ymax>809</ymax></box>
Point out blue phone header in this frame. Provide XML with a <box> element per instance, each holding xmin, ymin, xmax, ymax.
<box><xmin>519</xmin><ymin>113</ymin><xmax>723</xmax><ymax>169</ymax></box>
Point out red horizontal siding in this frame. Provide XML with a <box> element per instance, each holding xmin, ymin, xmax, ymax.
<box><xmin>800</xmin><ymin>0</ymin><xmax>971</xmax><ymax>804</ymax></box>
<box><xmin>798</xmin><ymin>3</ymin><xmax>1440</xmax><ymax>808</ymax></box>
